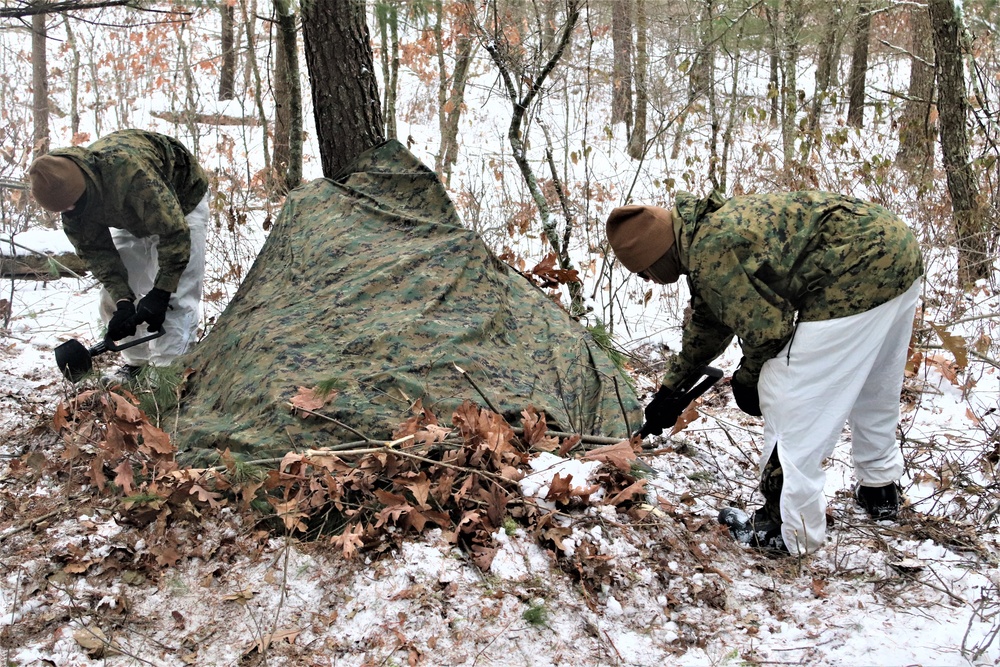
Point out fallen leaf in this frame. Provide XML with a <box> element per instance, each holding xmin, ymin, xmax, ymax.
<box><xmin>289</xmin><ymin>386</ymin><xmax>331</xmax><ymax>414</ymax></box>
<box><xmin>223</xmin><ymin>588</ymin><xmax>257</xmax><ymax>603</ymax></box>
<box><xmin>582</xmin><ymin>441</ymin><xmax>636</xmax><ymax>471</ymax></box>
<box><xmin>73</xmin><ymin>626</ymin><xmax>119</xmax><ymax>658</ymax></box>
<box><xmin>244</xmin><ymin>627</ymin><xmax>301</xmax><ymax>656</ymax></box>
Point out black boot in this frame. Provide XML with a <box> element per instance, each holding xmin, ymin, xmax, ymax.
<box><xmin>856</xmin><ymin>483</ymin><xmax>901</xmax><ymax>521</ymax></box>
<box><xmin>719</xmin><ymin>506</ymin><xmax>787</xmax><ymax>553</ymax></box>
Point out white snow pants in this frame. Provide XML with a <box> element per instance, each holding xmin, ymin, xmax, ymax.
<box><xmin>99</xmin><ymin>195</ymin><xmax>209</xmax><ymax>367</ymax></box>
<box><xmin>757</xmin><ymin>279</ymin><xmax>921</xmax><ymax>554</ymax></box>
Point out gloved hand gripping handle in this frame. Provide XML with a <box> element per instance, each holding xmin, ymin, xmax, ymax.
<box><xmin>635</xmin><ymin>365</ymin><xmax>723</xmax><ymax>438</ymax></box>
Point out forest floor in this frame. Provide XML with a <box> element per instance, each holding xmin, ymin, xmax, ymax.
<box><xmin>1</xmin><ymin>263</ymin><xmax>999</xmax><ymax>667</ymax></box>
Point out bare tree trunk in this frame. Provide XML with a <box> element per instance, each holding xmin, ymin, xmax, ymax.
<box><xmin>475</xmin><ymin>0</ymin><xmax>585</xmax><ymax>316</ymax></box>
<box><xmin>626</xmin><ymin>0</ymin><xmax>647</xmax><ymax>160</ymax></box>
<box><xmin>765</xmin><ymin>2</ymin><xmax>780</xmax><ymax>127</ymax></box>
<box><xmin>896</xmin><ymin>4</ymin><xmax>935</xmax><ymax>182</ymax></box>
<box><xmin>439</xmin><ymin>3</ymin><xmax>476</xmax><ymax>185</ymax></box>
<box><xmin>302</xmin><ymin>0</ymin><xmax>385</xmax><ymax>178</ymax></box>
<box><xmin>779</xmin><ymin>0</ymin><xmax>803</xmax><ymax>174</ymax></box>
<box><xmin>846</xmin><ymin>0</ymin><xmax>870</xmax><ymax>128</ymax></box>
<box><xmin>62</xmin><ymin>15</ymin><xmax>80</xmax><ymax>140</ymax></box>
<box><xmin>273</xmin><ymin>0</ymin><xmax>302</xmax><ymax>192</ymax></box>
<box><xmin>377</xmin><ymin>0</ymin><xmax>399</xmax><ymax>141</ymax></box>
<box><xmin>176</xmin><ymin>22</ymin><xmax>201</xmax><ymax>154</ymax></box>
<box><xmin>672</xmin><ymin>0</ymin><xmax>714</xmax><ymax>160</ymax></box>
<box><xmin>802</xmin><ymin>1</ymin><xmax>841</xmax><ymax>155</ymax></box>
<box><xmin>239</xmin><ymin>0</ymin><xmax>270</xmax><ymax>177</ymax></box>
<box><xmin>219</xmin><ymin>0</ymin><xmax>236</xmax><ymax>101</ymax></box>
<box><xmin>929</xmin><ymin>0</ymin><xmax>988</xmax><ymax>285</ymax></box>
<box><xmin>719</xmin><ymin>20</ymin><xmax>745</xmax><ymax>193</ymax></box>
<box><xmin>31</xmin><ymin>10</ymin><xmax>49</xmax><ymax>157</ymax></box>
<box><xmin>610</xmin><ymin>0</ymin><xmax>633</xmax><ymax>128</ymax></box>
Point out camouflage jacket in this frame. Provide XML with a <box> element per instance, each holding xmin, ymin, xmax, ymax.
<box><xmin>659</xmin><ymin>190</ymin><xmax>924</xmax><ymax>390</ymax></box>
<box><xmin>54</xmin><ymin>130</ymin><xmax>209</xmax><ymax>302</ymax></box>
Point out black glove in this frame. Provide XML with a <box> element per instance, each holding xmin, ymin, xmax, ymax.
<box><xmin>638</xmin><ymin>385</ymin><xmax>689</xmax><ymax>437</ymax></box>
<box><xmin>134</xmin><ymin>287</ymin><xmax>171</xmax><ymax>332</ymax></box>
<box><xmin>730</xmin><ymin>375</ymin><xmax>762</xmax><ymax>417</ymax></box>
<box><xmin>106</xmin><ymin>299</ymin><xmax>137</xmax><ymax>341</ymax></box>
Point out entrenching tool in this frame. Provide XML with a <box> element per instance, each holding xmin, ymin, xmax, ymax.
<box><xmin>54</xmin><ymin>329</ymin><xmax>165</xmax><ymax>382</ymax></box>
<box><xmin>635</xmin><ymin>365</ymin><xmax>724</xmax><ymax>438</ymax></box>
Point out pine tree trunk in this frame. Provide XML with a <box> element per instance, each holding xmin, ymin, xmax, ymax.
<box><xmin>928</xmin><ymin>0</ymin><xmax>988</xmax><ymax>285</ymax></box>
<box><xmin>626</xmin><ymin>0</ymin><xmax>647</xmax><ymax>160</ymax></box>
<box><xmin>846</xmin><ymin>1</ymin><xmax>870</xmax><ymax>128</ymax></box>
<box><xmin>219</xmin><ymin>1</ymin><xmax>236</xmax><ymax>101</ymax></box>
<box><xmin>302</xmin><ymin>0</ymin><xmax>385</xmax><ymax>178</ymax></box>
<box><xmin>610</xmin><ymin>0</ymin><xmax>633</xmax><ymax>128</ymax></box>
<box><xmin>31</xmin><ymin>11</ymin><xmax>49</xmax><ymax>157</ymax></box>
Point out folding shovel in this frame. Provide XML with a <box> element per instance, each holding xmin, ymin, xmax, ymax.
<box><xmin>54</xmin><ymin>329</ymin><xmax>165</xmax><ymax>382</ymax></box>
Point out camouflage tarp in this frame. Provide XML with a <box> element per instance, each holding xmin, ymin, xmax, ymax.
<box><xmin>173</xmin><ymin>140</ymin><xmax>641</xmax><ymax>464</ymax></box>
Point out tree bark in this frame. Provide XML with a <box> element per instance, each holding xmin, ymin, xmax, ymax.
<box><xmin>846</xmin><ymin>0</ymin><xmax>870</xmax><ymax>128</ymax></box>
<box><xmin>764</xmin><ymin>2</ymin><xmax>780</xmax><ymax>127</ymax></box>
<box><xmin>32</xmin><ymin>9</ymin><xmax>49</xmax><ymax>157</ymax></box>
<box><xmin>62</xmin><ymin>15</ymin><xmax>80</xmax><ymax>140</ymax></box>
<box><xmin>896</xmin><ymin>3</ymin><xmax>935</xmax><ymax>181</ymax></box>
<box><xmin>779</xmin><ymin>0</ymin><xmax>803</xmax><ymax>173</ymax></box>
<box><xmin>928</xmin><ymin>0</ymin><xmax>988</xmax><ymax>285</ymax></box>
<box><xmin>438</xmin><ymin>2</ymin><xmax>476</xmax><ymax>185</ymax></box>
<box><xmin>626</xmin><ymin>0</ymin><xmax>647</xmax><ymax>160</ymax></box>
<box><xmin>239</xmin><ymin>0</ymin><xmax>270</xmax><ymax>177</ymax></box>
<box><xmin>377</xmin><ymin>0</ymin><xmax>399</xmax><ymax>140</ymax></box>
<box><xmin>803</xmin><ymin>0</ymin><xmax>841</xmax><ymax>152</ymax></box>
<box><xmin>273</xmin><ymin>0</ymin><xmax>303</xmax><ymax>192</ymax></box>
<box><xmin>302</xmin><ymin>0</ymin><xmax>385</xmax><ymax>178</ymax></box>
<box><xmin>219</xmin><ymin>1</ymin><xmax>236</xmax><ymax>101</ymax></box>
<box><xmin>610</xmin><ymin>0</ymin><xmax>633</xmax><ymax>128</ymax></box>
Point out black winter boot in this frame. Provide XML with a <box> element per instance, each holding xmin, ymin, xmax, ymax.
<box><xmin>719</xmin><ymin>506</ymin><xmax>787</xmax><ymax>553</ymax></box>
<box><xmin>856</xmin><ymin>483</ymin><xmax>901</xmax><ymax>521</ymax></box>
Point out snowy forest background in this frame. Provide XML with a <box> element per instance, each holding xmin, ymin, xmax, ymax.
<box><xmin>1</xmin><ymin>0</ymin><xmax>1000</xmax><ymax>665</ymax></box>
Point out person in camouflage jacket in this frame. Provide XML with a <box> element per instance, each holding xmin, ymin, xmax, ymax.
<box><xmin>28</xmin><ymin>130</ymin><xmax>210</xmax><ymax>379</ymax></box>
<box><xmin>606</xmin><ymin>190</ymin><xmax>923</xmax><ymax>555</ymax></box>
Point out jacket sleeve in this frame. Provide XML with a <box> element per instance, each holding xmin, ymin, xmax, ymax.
<box><xmin>125</xmin><ymin>166</ymin><xmax>192</xmax><ymax>294</ymax></box>
<box><xmin>658</xmin><ymin>285</ymin><xmax>735</xmax><ymax>391</ymax></box>
<box><xmin>62</xmin><ymin>218</ymin><xmax>134</xmax><ymax>302</ymax></box>
<box><xmin>700</xmin><ymin>249</ymin><xmax>795</xmax><ymax>385</ymax></box>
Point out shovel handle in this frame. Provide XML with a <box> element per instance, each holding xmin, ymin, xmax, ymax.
<box><xmin>634</xmin><ymin>365</ymin><xmax>724</xmax><ymax>439</ymax></box>
<box><xmin>98</xmin><ymin>327</ymin><xmax>166</xmax><ymax>353</ymax></box>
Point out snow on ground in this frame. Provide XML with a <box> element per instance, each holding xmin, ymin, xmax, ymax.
<box><xmin>1</xmin><ymin>262</ymin><xmax>999</xmax><ymax>666</ymax></box>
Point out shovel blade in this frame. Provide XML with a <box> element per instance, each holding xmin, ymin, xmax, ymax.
<box><xmin>55</xmin><ymin>339</ymin><xmax>93</xmax><ymax>382</ymax></box>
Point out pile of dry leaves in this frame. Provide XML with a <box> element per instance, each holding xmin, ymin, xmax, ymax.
<box><xmin>39</xmin><ymin>385</ymin><xmax>660</xmax><ymax>582</ymax></box>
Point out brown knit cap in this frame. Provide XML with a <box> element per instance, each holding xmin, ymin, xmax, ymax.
<box><xmin>605</xmin><ymin>205</ymin><xmax>674</xmax><ymax>273</ymax></box>
<box><xmin>27</xmin><ymin>155</ymin><xmax>86</xmax><ymax>213</ymax></box>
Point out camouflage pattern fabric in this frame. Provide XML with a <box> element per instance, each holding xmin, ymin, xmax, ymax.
<box><xmin>172</xmin><ymin>140</ymin><xmax>641</xmax><ymax>466</ymax></box>
<box><xmin>660</xmin><ymin>190</ymin><xmax>924</xmax><ymax>390</ymax></box>
<box><xmin>53</xmin><ymin>130</ymin><xmax>208</xmax><ymax>301</ymax></box>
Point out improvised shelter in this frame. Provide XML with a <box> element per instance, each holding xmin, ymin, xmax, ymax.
<box><xmin>173</xmin><ymin>140</ymin><xmax>641</xmax><ymax>465</ymax></box>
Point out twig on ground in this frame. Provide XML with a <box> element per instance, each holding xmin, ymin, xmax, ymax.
<box><xmin>454</xmin><ymin>362</ymin><xmax>503</xmax><ymax>415</ymax></box>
